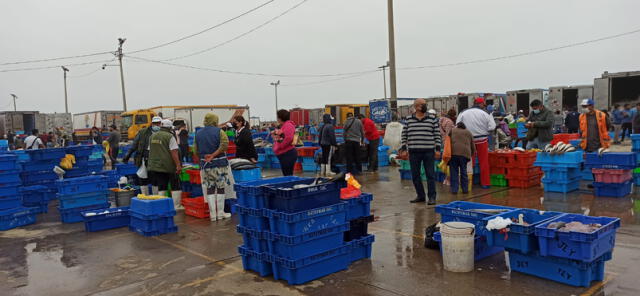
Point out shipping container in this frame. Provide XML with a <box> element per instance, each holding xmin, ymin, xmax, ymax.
<box><xmin>289</xmin><ymin>108</ymin><xmax>310</xmax><ymax>126</ymax></box>
<box><xmin>0</xmin><ymin>111</ymin><xmax>39</xmax><ymax>136</ymax></box>
<box><xmin>548</xmin><ymin>85</ymin><xmax>593</xmax><ymax>113</ymax></box>
<box><xmin>506</xmin><ymin>89</ymin><xmax>549</xmax><ymax>116</ymax></box>
<box><xmin>594</xmin><ymin>71</ymin><xmax>640</xmax><ymax>110</ymax></box>
<box><xmin>453</xmin><ymin>93</ymin><xmax>508</xmax><ymax>114</ymax></box>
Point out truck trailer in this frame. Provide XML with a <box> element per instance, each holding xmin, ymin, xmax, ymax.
<box><xmin>594</xmin><ymin>71</ymin><xmax>640</xmax><ymax>110</ymax></box>
<box><xmin>72</xmin><ymin>110</ymin><xmax>123</xmax><ymax>139</ymax></box>
<box><xmin>548</xmin><ymin>85</ymin><xmax>593</xmax><ymax>113</ymax></box>
<box><xmin>506</xmin><ymin>89</ymin><xmax>549</xmax><ymax>116</ymax></box>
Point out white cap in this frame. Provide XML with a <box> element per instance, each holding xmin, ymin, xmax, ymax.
<box><xmin>152</xmin><ymin>116</ymin><xmax>162</xmax><ymax>123</ymax></box>
<box><xmin>428</xmin><ymin>109</ymin><xmax>436</xmax><ymax>114</ymax></box>
<box><xmin>161</xmin><ymin>119</ymin><xmax>173</xmax><ymax>128</ymax></box>
<box><xmin>226</xmin><ymin>122</ymin><xmax>234</xmax><ymax>128</ymax></box>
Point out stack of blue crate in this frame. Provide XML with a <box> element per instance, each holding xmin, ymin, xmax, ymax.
<box><xmin>585</xmin><ymin>152</ymin><xmax>636</xmax><ymax>197</ymax></box>
<box><xmin>0</xmin><ymin>154</ymin><xmax>39</xmax><ymax>230</ymax></box>
<box><xmin>535</xmin><ymin>151</ymin><xmax>583</xmax><ymax>193</ymax></box>
<box><xmin>377</xmin><ymin>145</ymin><xmax>390</xmax><ymax>167</ymax></box>
<box><xmin>21</xmin><ymin>148</ymin><xmax>65</xmax><ymax>190</ymax></box>
<box><xmin>128</xmin><ymin>196</ymin><xmax>177</xmax><ymax>236</ymax></box>
<box><xmin>343</xmin><ymin>193</ymin><xmax>375</xmax><ymax>263</ymax></box>
<box><xmin>56</xmin><ymin>175</ymin><xmax>110</xmax><ymax>223</ymax></box>
<box><xmin>63</xmin><ymin>145</ymin><xmax>96</xmax><ymax>178</ymax></box>
<box><xmin>234</xmin><ymin>176</ymin><xmax>374</xmax><ymax>285</ymax></box>
<box><xmin>299</xmin><ymin>154</ymin><xmax>318</xmax><ymax>172</ymax></box>
<box><xmin>631</xmin><ymin>134</ymin><xmax>640</xmax><ymax>186</ymax></box>
<box><xmin>20</xmin><ymin>185</ymin><xmax>50</xmax><ymax>214</ymax></box>
<box><xmin>256</xmin><ymin>153</ymin><xmax>270</xmax><ymax>169</ymax></box>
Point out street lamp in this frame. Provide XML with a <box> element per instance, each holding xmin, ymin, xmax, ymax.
<box><xmin>270</xmin><ymin>80</ymin><xmax>280</xmax><ymax>115</ymax></box>
<box><xmin>9</xmin><ymin>94</ymin><xmax>17</xmax><ymax>111</ymax></box>
<box><xmin>378</xmin><ymin>62</ymin><xmax>389</xmax><ymax>100</ymax></box>
<box><xmin>61</xmin><ymin>66</ymin><xmax>70</xmax><ymax>113</ymax></box>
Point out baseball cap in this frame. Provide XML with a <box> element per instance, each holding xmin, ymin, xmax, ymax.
<box><xmin>581</xmin><ymin>98</ymin><xmax>595</xmax><ymax>106</ymax></box>
<box><xmin>161</xmin><ymin>119</ymin><xmax>173</xmax><ymax>128</ymax></box>
<box><xmin>474</xmin><ymin>97</ymin><xmax>485</xmax><ymax>104</ymax></box>
<box><xmin>152</xmin><ymin>116</ymin><xmax>162</xmax><ymax>123</ymax></box>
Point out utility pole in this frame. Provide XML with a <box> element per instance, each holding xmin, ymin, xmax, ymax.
<box><xmin>378</xmin><ymin>62</ymin><xmax>389</xmax><ymax>100</ymax></box>
<box><xmin>270</xmin><ymin>80</ymin><xmax>280</xmax><ymax>115</ymax></box>
<box><xmin>10</xmin><ymin>94</ymin><xmax>17</xmax><ymax>111</ymax></box>
<box><xmin>117</xmin><ymin>38</ymin><xmax>128</xmax><ymax>112</ymax></box>
<box><xmin>61</xmin><ymin>66</ymin><xmax>69</xmax><ymax>113</ymax></box>
<box><xmin>387</xmin><ymin>0</ymin><xmax>398</xmax><ymax>119</ymax></box>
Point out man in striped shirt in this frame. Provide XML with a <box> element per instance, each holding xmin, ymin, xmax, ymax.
<box><xmin>399</xmin><ymin>98</ymin><xmax>442</xmax><ymax>205</ymax></box>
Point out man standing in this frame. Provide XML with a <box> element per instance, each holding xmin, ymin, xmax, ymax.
<box><xmin>565</xmin><ymin>107</ymin><xmax>580</xmax><ymax>134</ymax></box>
<box><xmin>194</xmin><ymin>113</ymin><xmax>232</xmax><ymax>221</ymax></box>
<box><xmin>525</xmin><ymin>100</ymin><xmax>554</xmax><ymax>149</ymax></box>
<box><xmin>6</xmin><ymin>130</ymin><xmax>15</xmax><ymax>150</ymax></box>
<box><xmin>343</xmin><ymin>113</ymin><xmax>364</xmax><ymax>175</ymax></box>
<box><xmin>148</xmin><ymin>119</ymin><xmax>183</xmax><ymax>209</ymax></box>
<box><xmin>621</xmin><ymin>104</ymin><xmax>633</xmax><ymax>142</ymax></box>
<box><xmin>633</xmin><ymin>103</ymin><xmax>640</xmax><ymax>134</ymax></box>
<box><xmin>107</xmin><ymin>125</ymin><xmax>121</xmax><ymax>164</ymax></box>
<box><xmin>456</xmin><ymin>98</ymin><xmax>495</xmax><ymax>189</ymax></box>
<box><xmin>399</xmin><ymin>98</ymin><xmax>442</xmax><ymax>205</ymax></box>
<box><xmin>579</xmin><ymin>99</ymin><xmax>611</xmax><ymax>152</ymax></box>
<box><xmin>123</xmin><ymin>116</ymin><xmax>162</xmax><ymax>195</ymax></box>
<box><xmin>358</xmin><ymin>114</ymin><xmax>380</xmax><ymax>172</ymax></box>
<box><xmin>612</xmin><ymin>104</ymin><xmax>624</xmax><ymax>144</ymax></box>
<box><xmin>23</xmin><ymin>129</ymin><xmax>44</xmax><ymax>150</ymax></box>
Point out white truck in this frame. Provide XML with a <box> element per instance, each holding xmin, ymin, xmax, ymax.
<box><xmin>72</xmin><ymin>110</ymin><xmax>123</xmax><ymax>139</ymax></box>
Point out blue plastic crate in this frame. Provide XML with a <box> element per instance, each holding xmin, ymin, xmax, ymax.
<box><xmin>234</xmin><ymin>204</ymin><xmax>270</xmax><ymax>231</ymax></box>
<box><xmin>350</xmin><ymin>234</ymin><xmax>375</xmax><ymax>263</ymax></box>
<box><xmin>64</xmin><ymin>168</ymin><xmax>90</xmax><ymax>178</ymax></box>
<box><xmin>25</xmin><ymin>201</ymin><xmax>48</xmax><ymax>214</ymax></box>
<box><xmin>592</xmin><ymin>180</ymin><xmax>632</xmax><ymax>197</ymax></box>
<box><xmin>535</xmin><ymin>214</ymin><xmax>620</xmax><ymax>262</ymax></box>
<box><xmin>484</xmin><ymin>209</ymin><xmax>563</xmax><ymax>254</ymax></box>
<box><xmin>0</xmin><ymin>170</ymin><xmax>21</xmax><ymax>184</ymax></box>
<box><xmin>66</xmin><ymin>145</ymin><xmax>94</xmax><ymax>157</ymax></box>
<box><xmin>269</xmin><ymin>243</ymin><xmax>351</xmax><ymax>285</ymax></box>
<box><xmin>129</xmin><ymin>197</ymin><xmax>176</xmax><ymax>219</ymax></box>
<box><xmin>81</xmin><ymin>207</ymin><xmax>130</xmax><ymax>232</ymax></box>
<box><xmin>301</xmin><ymin>163</ymin><xmax>317</xmax><ymax>172</ymax></box>
<box><xmin>59</xmin><ymin>203</ymin><xmax>110</xmax><ymax>223</ymax></box>
<box><xmin>257</xmin><ymin>154</ymin><xmax>266</xmax><ymax>162</ymax></box>
<box><xmin>0</xmin><ymin>184</ymin><xmax>20</xmax><ymax>196</ymax></box>
<box><xmin>0</xmin><ymin>195</ymin><xmax>22</xmax><ymax>210</ymax></box>
<box><xmin>0</xmin><ymin>154</ymin><xmax>18</xmax><ymax>170</ymax></box>
<box><xmin>20</xmin><ymin>185</ymin><xmax>48</xmax><ymax>204</ymax></box>
<box><xmin>270</xmin><ymin>155</ymin><xmax>280</xmax><ymax>164</ymax></box>
<box><xmin>271</xmin><ymin>162</ymin><xmax>281</xmax><ymax>169</ymax></box>
<box><xmin>266</xmin><ymin>223</ymin><xmax>349</xmax><ymax>259</ymax></box>
<box><xmin>509</xmin><ymin>250</ymin><xmax>609</xmax><ymax>287</ymax></box>
<box><xmin>234</xmin><ymin>176</ymin><xmax>305</xmax><ymax>209</ymax></box>
<box><xmin>56</xmin><ymin>175</ymin><xmax>108</xmax><ymax>195</ymax></box>
<box><xmin>264</xmin><ymin>202</ymin><xmax>347</xmax><ymax>236</ymax></box>
<box><xmin>115</xmin><ymin>163</ymin><xmax>138</xmax><ymax>176</ymax></box>
<box><xmin>58</xmin><ymin>191</ymin><xmax>110</xmax><ymax>210</ymax></box>
<box><xmin>190</xmin><ymin>185</ymin><xmax>203</xmax><ymax>197</ymax></box>
<box><xmin>26</xmin><ymin>147</ymin><xmax>65</xmax><ymax>161</ymax></box>
<box><xmin>541</xmin><ymin>167</ymin><xmax>581</xmax><ymax>181</ymax></box>
<box><xmin>585</xmin><ymin>152</ymin><xmax>637</xmax><ymax>169</ymax></box>
<box><xmin>263</xmin><ymin>178</ymin><xmax>342</xmax><ymax>213</ymax></box>
<box><xmin>20</xmin><ymin>160</ymin><xmax>59</xmax><ymax>172</ymax></box>
<box><xmin>632</xmin><ymin>134</ymin><xmax>640</xmax><ymax>150</ymax></box>
<box><xmin>433</xmin><ymin>232</ymin><xmax>503</xmax><ymax>261</ymax></box>
<box><xmin>236</xmin><ymin>225</ymin><xmax>269</xmax><ymax>252</ymax></box>
<box><xmin>129</xmin><ymin>213</ymin><xmax>176</xmax><ymax>233</ymax></box>
<box><xmin>232</xmin><ymin>168</ymin><xmax>262</xmax><ymax>183</ymax></box>
<box><xmin>569</xmin><ymin>139</ymin><xmax>582</xmax><ymax>149</ymax></box>
<box><xmin>581</xmin><ymin>169</ymin><xmax>594</xmax><ymax>181</ymax></box>
<box><xmin>435</xmin><ymin>201</ymin><xmax>514</xmax><ymax>235</ymax></box>
<box><xmin>345</xmin><ymin>193</ymin><xmax>373</xmax><ymax>220</ymax></box>
<box><xmin>534</xmin><ymin>151</ymin><xmax>583</xmax><ymax>168</ymax></box>
<box><xmin>399</xmin><ymin>169</ymin><xmax>411</xmax><ymax>180</ymax></box>
<box><xmin>20</xmin><ymin>170</ymin><xmax>57</xmax><ymax>184</ymax></box>
<box><xmin>238</xmin><ymin>246</ymin><xmax>273</xmax><ymax>276</ymax></box>
<box><xmin>0</xmin><ymin>206</ymin><xmax>38</xmax><ymax>230</ymax></box>
<box><xmin>129</xmin><ymin>225</ymin><xmax>178</xmax><ymax>237</ymax></box>
<box><xmin>300</xmin><ymin>157</ymin><xmax>315</xmax><ymax>165</ymax></box>
<box><xmin>542</xmin><ymin>178</ymin><xmax>581</xmax><ymax>193</ymax></box>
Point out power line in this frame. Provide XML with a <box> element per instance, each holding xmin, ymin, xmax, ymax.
<box><xmin>0</xmin><ymin>58</ymin><xmax>116</xmax><ymax>73</ymax></box>
<box><xmin>126</xmin><ymin>55</ymin><xmax>379</xmax><ymax>77</ymax></box>
<box><xmin>126</xmin><ymin>0</ymin><xmax>276</xmax><ymax>55</ymax></box>
<box><xmin>68</xmin><ymin>68</ymin><xmax>102</xmax><ymax>78</ymax></box>
<box><xmin>399</xmin><ymin>28</ymin><xmax>640</xmax><ymax>70</ymax></box>
<box><xmin>280</xmin><ymin>71</ymin><xmax>379</xmax><ymax>86</ymax></box>
<box><xmin>147</xmin><ymin>0</ymin><xmax>310</xmax><ymax>62</ymax></box>
<box><xmin>0</xmin><ymin>51</ymin><xmax>113</xmax><ymax>67</ymax></box>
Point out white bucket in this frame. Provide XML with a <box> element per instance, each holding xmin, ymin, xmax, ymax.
<box><xmin>440</xmin><ymin>221</ymin><xmax>475</xmax><ymax>272</ymax></box>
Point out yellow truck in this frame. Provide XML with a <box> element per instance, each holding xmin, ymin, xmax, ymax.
<box><xmin>121</xmin><ymin>105</ymin><xmax>249</xmax><ymax>140</ymax></box>
<box><xmin>324</xmin><ymin>104</ymin><xmax>369</xmax><ymax>126</ymax></box>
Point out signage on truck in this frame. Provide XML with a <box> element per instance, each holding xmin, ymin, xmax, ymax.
<box><xmin>370</xmin><ymin>100</ymin><xmax>391</xmax><ymax>123</ymax></box>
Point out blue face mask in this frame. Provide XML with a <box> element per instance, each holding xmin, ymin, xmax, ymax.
<box><xmin>532</xmin><ymin>109</ymin><xmax>540</xmax><ymax>114</ymax></box>
<box><xmin>151</xmin><ymin>126</ymin><xmax>160</xmax><ymax>132</ymax></box>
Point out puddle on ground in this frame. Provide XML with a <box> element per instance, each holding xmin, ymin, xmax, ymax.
<box><xmin>15</xmin><ymin>242</ymin><xmax>85</xmax><ymax>295</ymax></box>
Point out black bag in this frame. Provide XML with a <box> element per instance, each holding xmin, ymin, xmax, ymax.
<box><xmin>424</xmin><ymin>223</ymin><xmax>440</xmax><ymax>249</ymax></box>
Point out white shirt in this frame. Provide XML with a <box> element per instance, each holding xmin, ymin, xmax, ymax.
<box><xmin>456</xmin><ymin>107</ymin><xmax>496</xmax><ymax>140</ymax></box>
<box><xmin>24</xmin><ymin>135</ymin><xmax>43</xmax><ymax>150</ymax></box>
<box><xmin>169</xmin><ymin>136</ymin><xmax>179</xmax><ymax>151</ymax></box>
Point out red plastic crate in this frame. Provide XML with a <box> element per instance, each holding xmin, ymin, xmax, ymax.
<box><xmin>506</xmin><ymin>167</ymin><xmax>542</xmax><ymax>178</ymax></box>
<box><xmin>550</xmin><ymin>133</ymin><xmax>581</xmax><ymax>145</ymax></box>
<box><xmin>489</xmin><ymin>152</ymin><xmax>511</xmax><ymax>168</ymax></box>
<box><xmin>181</xmin><ymin>192</ymin><xmax>191</xmax><ymax>200</ymax></box>
<box><xmin>182</xmin><ymin>196</ymin><xmax>210</xmax><ymax>219</ymax></box>
<box><xmin>227</xmin><ymin>145</ymin><xmax>237</xmax><ymax>155</ymax></box>
<box><xmin>296</xmin><ymin>147</ymin><xmax>319</xmax><ymax>157</ymax></box>
<box><xmin>294</xmin><ymin>162</ymin><xmax>302</xmax><ymax>172</ymax></box>
<box><xmin>504</xmin><ymin>151</ymin><xmax>537</xmax><ymax>168</ymax></box>
<box><xmin>186</xmin><ymin>170</ymin><xmax>201</xmax><ymax>184</ymax></box>
<box><xmin>507</xmin><ymin>173</ymin><xmax>542</xmax><ymax>188</ymax></box>
<box><xmin>490</xmin><ymin>167</ymin><xmax>506</xmax><ymax>175</ymax></box>
<box><xmin>592</xmin><ymin>168</ymin><xmax>632</xmax><ymax>183</ymax></box>
<box><xmin>182</xmin><ymin>196</ymin><xmax>206</xmax><ymax>207</ymax></box>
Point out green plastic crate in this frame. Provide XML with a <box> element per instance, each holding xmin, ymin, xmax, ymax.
<box><xmin>634</xmin><ymin>167</ymin><xmax>640</xmax><ymax>174</ymax></box>
<box><xmin>490</xmin><ymin>174</ymin><xmax>508</xmax><ymax>187</ymax></box>
<box><xmin>398</xmin><ymin>159</ymin><xmax>411</xmax><ymax>170</ymax></box>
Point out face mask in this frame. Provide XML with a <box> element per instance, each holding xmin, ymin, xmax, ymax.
<box><xmin>582</xmin><ymin>108</ymin><xmax>589</xmax><ymax>113</ymax></box>
<box><xmin>532</xmin><ymin>109</ymin><xmax>540</xmax><ymax>114</ymax></box>
<box><xmin>151</xmin><ymin>126</ymin><xmax>160</xmax><ymax>132</ymax></box>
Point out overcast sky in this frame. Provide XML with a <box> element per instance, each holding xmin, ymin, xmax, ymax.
<box><xmin>1</xmin><ymin>0</ymin><xmax>638</xmax><ymax>120</ymax></box>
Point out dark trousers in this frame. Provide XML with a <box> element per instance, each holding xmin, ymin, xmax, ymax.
<box><xmin>367</xmin><ymin>139</ymin><xmax>379</xmax><ymax>171</ymax></box>
<box><xmin>448</xmin><ymin>155</ymin><xmax>469</xmax><ymax>194</ymax></box>
<box><xmin>622</xmin><ymin>123</ymin><xmax>632</xmax><ymax>141</ymax></box>
<box><xmin>345</xmin><ymin>140</ymin><xmax>361</xmax><ymax>174</ymax></box>
<box><xmin>409</xmin><ymin>149</ymin><xmax>436</xmax><ymax>200</ymax></box>
<box><xmin>320</xmin><ymin>145</ymin><xmax>331</xmax><ymax>164</ymax></box>
<box><xmin>277</xmin><ymin>148</ymin><xmax>298</xmax><ymax>176</ymax></box>
<box><xmin>567</xmin><ymin>127</ymin><xmax>579</xmax><ymax>134</ymax></box>
<box><xmin>109</xmin><ymin>147</ymin><xmax>119</xmax><ymax>164</ymax></box>
<box><xmin>179</xmin><ymin>145</ymin><xmax>190</xmax><ymax>163</ymax></box>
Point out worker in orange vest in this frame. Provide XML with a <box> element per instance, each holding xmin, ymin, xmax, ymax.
<box><xmin>579</xmin><ymin>99</ymin><xmax>611</xmax><ymax>152</ymax></box>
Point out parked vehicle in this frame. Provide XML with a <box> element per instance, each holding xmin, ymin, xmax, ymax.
<box><xmin>506</xmin><ymin>89</ymin><xmax>549</xmax><ymax>116</ymax></box>
<box><xmin>548</xmin><ymin>85</ymin><xmax>593</xmax><ymax>112</ymax></box>
<box><xmin>72</xmin><ymin>110</ymin><xmax>123</xmax><ymax>140</ymax></box>
<box><xmin>594</xmin><ymin>71</ymin><xmax>640</xmax><ymax>110</ymax></box>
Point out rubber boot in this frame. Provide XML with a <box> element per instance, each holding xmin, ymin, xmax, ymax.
<box><xmin>152</xmin><ymin>186</ymin><xmax>159</xmax><ymax>195</ymax></box>
<box><xmin>320</xmin><ymin>164</ymin><xmax>326</xmax><ymax>177</ymax></box>
<box><xmin>158</xmin><ymin>190</ymin><xmax>167</xmax><ymax>198</ymax></box>
<box><xmin>171</xmin><ymin>191</ymin><xmax>184</xmax><ymax>210</ymax></box>
<box><xmin>140</xmin><ymin>185</ymin><xmax>149</xmax><ymax>195</ymax></box>
<box><xmin>205</xmin><ymin>195</ymin><xmax>217</xmax><ymax>221</ymax></box>
<box><xmin>216</xmin><ymin>194</ymin><xmax>231</xmax><ymax>219</ymax></box>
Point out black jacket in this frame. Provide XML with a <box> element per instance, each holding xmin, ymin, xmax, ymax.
<box><xmin>565</xmin><ymin>111</ymin><xmax>580</xmax><ymax>130</ymax></box>
<box><xmin>235</xmin><ymin>128</ymin><xmax>258</xmax><ymax>161</ymax></box>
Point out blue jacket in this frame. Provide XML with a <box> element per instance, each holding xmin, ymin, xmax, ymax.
<box><xmin>612</xmin><ymin>110</ymin><xmax>624</xmax><ymax>125</ymax></box>
<box><xmin>622</xmin><ymin>109</ymin><xmax>634</xmax><ymax>124</ymax></box>
<box><xmin>318</xmin><ymin>114</ymin><xmax>337</xmax><ymax>146</ymax></box>
<box><xmin>195</xmin><ymin>126</ymin><xmax>228</xmax><ymax>168</ymax></box>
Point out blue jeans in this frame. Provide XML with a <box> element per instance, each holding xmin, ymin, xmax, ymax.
<box><xmin>448</xmin><ymin>155</ymin><xmax>469</xmax><ymax>193</ymax></box>
<box><xmin>526</xmin><ymin>138</ymin><xmax>550</xmax><ymax>150</ymax></box>
<box><xmin>409</xmin><ymin>149</ymin><xmax>436</xmax><ymax>200</ymax></box>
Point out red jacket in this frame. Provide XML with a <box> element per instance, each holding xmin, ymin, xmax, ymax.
<box><xmin>362</xmin><ymin>118</ymin><xmax>380</xmax><ymax>141</ymax></box>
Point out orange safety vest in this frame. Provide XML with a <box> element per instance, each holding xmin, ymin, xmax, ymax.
<box><xmin>579</xmin><ymin>110</ymin><xmax>610</xmax><ymax>150</ymax></box>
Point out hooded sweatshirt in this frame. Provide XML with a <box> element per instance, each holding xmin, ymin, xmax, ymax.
<box><xmin>319</xmin><ymin>114</ymin><xmax>337</xmax><ymax>146</ymax></box>
<box><xmin>273</xmin><ymin>120</ymin><xmax>296</xmax><ymax>155</ymax></box>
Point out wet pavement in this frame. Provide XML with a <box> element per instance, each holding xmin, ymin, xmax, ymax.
<box><xmin>2</xmin><ymin>167</ymin><xmax>640</xmax><ymax>296</ymax></box>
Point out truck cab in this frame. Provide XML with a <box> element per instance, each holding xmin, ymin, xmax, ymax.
<box><xmin>122</xmin><ymin>109</ymin><xmax>156</xmax><ymax>140</ymax></box>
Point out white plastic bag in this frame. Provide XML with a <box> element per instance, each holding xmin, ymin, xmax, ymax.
<box><xmin>383</xmin><ymin>122</ymin><xmax>404</xmax><ymax>152</ymax></box>
<box><xmin>136</xmin><ymin>161</ymin><xmax>148</xmax><ymax>179</ymax></box>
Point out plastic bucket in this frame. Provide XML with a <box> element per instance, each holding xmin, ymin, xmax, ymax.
<box><xmin>113</xmin><ymin>189</ymin><xmax>137</xmax><ymax>207</ymax></box>
<box><xmin>440</xmin><ymin>221</ymin><xmax>475</xmax><ymax>272</ymax></box>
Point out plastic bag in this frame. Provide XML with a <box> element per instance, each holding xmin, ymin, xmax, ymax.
<box><xmin>137</xmin><ymin>161</ymin><xmax>148</xmax><ymax>179</ymax></box>
<box><xmin>383</xmin><ymin>122</ymin><xmax>403</xmax><ymax>152</ymax></box>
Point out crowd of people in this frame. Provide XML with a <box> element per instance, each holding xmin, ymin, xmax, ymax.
<box><xmin>2</xmin><ymin>128</ymin><xmax>73</xmax><ymax>150</ymax></box>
